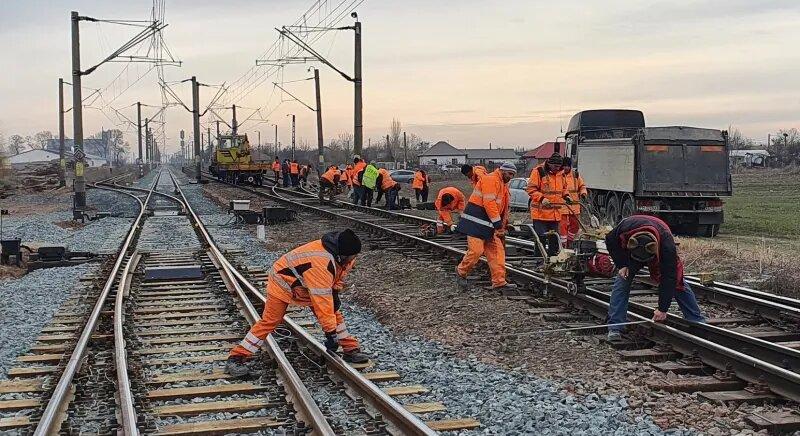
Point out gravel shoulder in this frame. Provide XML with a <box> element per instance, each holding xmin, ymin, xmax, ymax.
<box><xmin>186</xmin><ymin>173</ymin><xmax>704</xmax><ymax>435</ymax></box>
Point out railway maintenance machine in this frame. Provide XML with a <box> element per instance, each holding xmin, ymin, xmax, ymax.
<box><xmin>209</xmin><ymin>134</ymin><xmax>271</xmax><ymax>185</ymax></box>
<box><xmin>565</xmin><ymin>109</ymin><xmax>732</xmax><ymax>237</ymax></box>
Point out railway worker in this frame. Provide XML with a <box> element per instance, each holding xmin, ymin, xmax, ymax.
<box><xmin>319</xmin><ymin>165</ymin><xmax>341</xmax><ymax>201</ymax></box>
<box><xmin>290</xmin><ymin>160</ymin><xmax>300</xmax><ymax>187</ymax></box>
<box><xmin>351</xmin><ymin>156</ymin><xmax>367</xmax><ymax>205</ymax></box>
<box><xmin>435</xmin><ymin>187</ymin><xmax>466</xmax><ymax>233</ymax></box>
<box><xmin>560</xmin><ymin>157</ymin><xmax>588</xmax><ymax>247</ymax></box>
<box><xmin>299</xmin><ymin>164</ymin><xmax>310</xmax><ymax>186</ymax></box>
<box><xmin>460</xmin><ymin>164</ymin><xmax>488</xmax><ymax>187</ymax></box>
<box><xmin>225</xmin><ymin>229</ymin><xmax>370</xmax><ymax>378</ymax></box>
<box><xmin>604</xmin><ymin>215</ymin><xmax>706</xmax><ymax>342</ymax></box>
<box><xmin>271</xmin><ymin>157</ymin><xmax>281</xmax><ymax>184</ymax></box>
<box><xmin>359</xmin><ymin>162</ymin><xmax>379</xmax><ymax>207</ymax></box>
<box><xmin>281</xmin><ymin>159</ymin><xmax>291</xmax><ymax>187</ymax></box>
<box><xmin>455</xmin><ymin>163</ymin><xmax>518</xmax><ymax>292</ymax></box>
<box><xmin>340</xmin><ymin>164</ymin><xmax>352</xmax><ymax>193</ymax></box>
<box><xmin>376</xmin><ymin>167</ymin><xmax>401</xmax><ymax>210</ymax></box>
<box><xmin>526</xmin><ymin>153</ymin><xmax>567</xmax><ymax>256</ymax></box>
<box><xmin>412</xmin><ymin>169</ymin><xmax>430</xmax><ymax>203</ymax></box>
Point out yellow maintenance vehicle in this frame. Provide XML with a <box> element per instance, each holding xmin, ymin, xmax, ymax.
<box><xmin>209</xmin><ymin>134</ymin><xmax>271</xmax><ymax>185</ymax></box>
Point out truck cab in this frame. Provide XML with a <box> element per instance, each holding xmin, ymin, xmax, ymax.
<box><xmin>566</xmin><ymin>109</ymin><xmax>732</xmax><ymax>237</ymax></box>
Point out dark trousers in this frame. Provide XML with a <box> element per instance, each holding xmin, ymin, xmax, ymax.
<box><xmin>415</xmin><ymin>188</ymin><xmax>429</xmax><ymax>203</ymax></box>
<box><xmin>533</xmin><ymin>220</ymin><xmax>561</xmax><ymax>256</ymax></box>
<box><xmin>352</xmin><ymin>185</ymin><xmax>363</xmax><ymax>204</ymax></box>
<box><xmin>386</xmin><ymin>188</ymin><xmax>398</xmax><ymax>210</ymax></box>
<box><xmin>274</xmin><ymin>171</ymin><xmax>280</xmax><ymax>184</ymax></box>
<box><xmin>282</xmin><ymin>172</ymin><xmax>290</xmax><ymax>187</ymax></box>
<box><xmin>360</xmin><ymin>187</ymin><xmax>373</xmax><ymax>207</ymax></box>
<box><xmin>291</xmin><ymin>174</ymin><xmax>299</xmax><ymax>187</ymax></box>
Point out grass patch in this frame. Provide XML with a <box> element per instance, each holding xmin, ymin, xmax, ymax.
<box><xmin>722</xmin><ymin>167</ymin><xmax>800</xmax><ymax>238</ymax></box>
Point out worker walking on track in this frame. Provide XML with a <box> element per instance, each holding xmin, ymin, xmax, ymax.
<box><xmin>281</xmin><ymin>159</ymin><xmax>291</xmax><ymax>187</ymax></box>
<box><xmin>461</xmin><ymin>164</ymin><xmax>487</xmax><ymax>187</ymax></box>
<box><xmin>359</xmin><ymin>162</ymin><xmax>379</xmax><ymax>207</ymax></box>
<box><xmin>376</xmin><ymin>167</ymin><xmax>401</xmax><ymax>210</ymax></box>
<box><xmin>351</xmin><ymin>157</ymin><xmax>367</xmax><ymax>205</ymax></box>
<box><xmin>560</xmin><ymin>157</ymin><xmax>587</xmax><ymax>247</ymax></box>
<box><xmin>290</xmin><ymin>160</ymin><xmax>300</xmax><ymax>187</ymax></box>
<box><xmin>455</xmin><ymin>163</ymin><xmax>518</xmax><ymax>292</ymax></box>
<box><xmin>434</xmin><ymin>186</ymin><xmax>466</xmax><ymax>233</ymax></box>
<box><xmin>272</xmin><ymin>157</ymin><xmax>281</xmax><ymax>184</ymax></box>
<box><xmin>604</xmin><ymin>215</ymin><xmax>706</xmax><ymax>342</ymax></box>
<box><xmin>412</xmin><ymin>169</ymin><xmax>430</xmax><ymax>203</ymax></box>
<box><xmin>527</xmin><ymin>153</ymin><xmax>567</xmax><ymax>256</ymax></box>
<box><xmin>226</xmin><ymin>229</ymin><xmax>370</xmax><ymax>377</ymax></box>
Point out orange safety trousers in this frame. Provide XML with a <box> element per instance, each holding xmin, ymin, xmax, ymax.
<box><xmin>559</xmin><ymin>214</ymin><xmax>580</xmax><ymax>247</ymax></box>
<box><xmin>229</xmin><ymin>295</ymin><xmax>359</xmax><ymax>359</ymax></box>
<box><xmin>457</xmin><ymin>235</ymin><xmax>507</xmax><ymax>288</ymax></box>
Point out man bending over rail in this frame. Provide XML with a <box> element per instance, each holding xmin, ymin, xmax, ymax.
<box><xmin>605</xmin><ymin>215</ymin><xmax>706</xmax><ymax>342</ymax></box>
<box><xmin>226</xmin><ymin>229</ymin><xmax>370</xmax><ymax>377</ymax></box>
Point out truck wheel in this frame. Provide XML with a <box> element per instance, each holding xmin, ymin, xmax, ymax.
<box><xmin>605</xmin><ymin>196</ymin><xmax>620</xmax><ymax>226</ymax></box>
<box><xmin>699</xmin><ymin>224</ymin><xmax>719</xmax><ymax>237</ymax></box>
<box><xmin>621</xmin><ymin>196</ymin><xmax>635</xmax><ymax>219</ymax></box>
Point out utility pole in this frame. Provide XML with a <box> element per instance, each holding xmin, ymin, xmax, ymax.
<box><xmin>354</xmin><ymin>19</ymin><xmax>363</xmax><ymax>156</ymax></box>
<box><xmin>386</xmin><ymin>134</ymin><xmax>391</xmax><ymax>162</ymax></box>
<box><xmin>180</xmin><ymin>130</ymin><xmax>185</xmax><ymax>166</ymax></box>
<box><xmin>70</xmin><ymin>11</ymin><xmax>86</xmax><ymax>215</ymax></box>
<box><xmin>403</xmin><ymin>131</ymin><xmax>408</xmax><ymax>169</ymax></box>
<box><xmin>288</xmin><ymin>114</ymin><xmax>296</xmax><ymax>160</ymax></box>
<box><xmin>136</xmin><ymin>102</ymin><xmax>143</xmax><ymax>165</ymax></box>
<box><xmin>313</xmin><ymin>68</ymin><xmax>324</xmax><ymax>173</ymax></box>
<box><xmin>258</xmin><ymin>131</ymin><xmax>261</xmax><ymax>151</ymax></box>
<box><xmin>232</xmin><ymin>105</ymin><xmax>238</xmax><ymax>139</ymax></box>
<box><xmin>144</xmin><ymin>118</ymin><xmax>150</xmax><ymax>166</ymax></box>
<box><xmin>207</xmin><ymin>126</ymin><xmax>212</xmax><ymax>164</ymax></box>
<box><xmin>273</xmin><ymin>123</ymin><xmax>278</xmax><ymax>157</ymax></box>
<box><xmin>58</xmin><ymin>78</ymin><xmax>66</xmax><ymax>187</ymax></box>
<box><xmin>191</xmin><ymin>76</ymin><xmax>201</xmax><ymax>183</ymax></box>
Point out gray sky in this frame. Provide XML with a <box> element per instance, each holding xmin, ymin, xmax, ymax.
<box><xmin>1</xmin><ymin>0</ymin><xmax>798</xmax><ymax>154</ymax></box>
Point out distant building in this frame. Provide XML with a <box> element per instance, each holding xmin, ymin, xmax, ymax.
<box><xmin>730</xmin><ymin>149</ymin><xmax>769</xmax><ymax>167</ymax></box>
<box><xmin>418</xmin><ymin>141</ymin><xmax>521</xmax><ymax>168</ymax></box>
<box><xmin>7</xmin><ymin>149</ymin><xmax>108</xmax><ymax>167</ymax></box>
<box><xmin>418</xmin><ymin>141</ymin><xmax>467</xmax><ymax>166</ymax></box>
<box><xmin>45</xmin><ymin>137</ymin><xmax>109</xmax><ymax>158</ymax></box>
<box><xmin>522</xmin><ymin>141</ymin><xmax>566</xmax><ymax>166</ymax></box>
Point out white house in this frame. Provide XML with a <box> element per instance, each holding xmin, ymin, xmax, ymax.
<box><xmin>465</xmin><ymin>148</ymin><xmax>519</xmax><ymax>166</ymax></box>
<box><xmin>730</xmin><ymin>149</ymin><xmax>769</xmax><ymax>167</ymax></box>
<box><xmin>418</xmin><ymin>141</ymin><xmax>467</xmax><ymax>166</ymax></box>
<box><xmin>7</xmin><ymin>149</ymin><xmax>108</xmax><ymax>167</ymax></box>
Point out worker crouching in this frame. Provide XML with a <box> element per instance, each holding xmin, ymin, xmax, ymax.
<box><xmin>605</xmin><ymin>215</ymin><xmax>706</xmax><ymax>341</ymax></box>
<box><xmin>435</xmin><ymin>186</ymin><xmax>465</xmax><ymax>233</ymax></box>
<box><xmin>226</xmin><ymin>229</ymin><xmax>370</xmax><ymax>377</ymax></box>
<box><xmin>319</xmin><ymin>165</ymin><xmax>341</xmax><ymax>201</ymax></box>
<box><xmin>455</xmin><ymin>163</ymin><xmax>518</xmax><ymax>292</ymax></box>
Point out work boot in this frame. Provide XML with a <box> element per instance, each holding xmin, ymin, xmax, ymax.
<box><xmin>607</xmin><ymin>331</ymin><xmax>623</xmax><ymax>342</ymax></box>
<box><xmin>456</xmin><ymin>275</ymin><xmax>472</xmax><ymax>291</ymax></box>
<box><xmin>342</xmin><ymin>349</ymin><xmax>370</xmax><ymax>364</ymax></box>
<box><xmin>224</xmin><ymin>356</ymin><xmax>250</xmax><ymax>378</ymax></box>
<box><xmin>492</xmin><ymin>283</ymin><xmax>519</xmax><ymax>294</ymax></box>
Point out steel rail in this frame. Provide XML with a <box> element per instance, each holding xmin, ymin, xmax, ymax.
<box><xmin>167</xmin><ymin>169</ymin><xmax>337</xmax><ymax>436</ymax></box>
<box><xmin>96</xmin><ymin>178</ymin><xmax>186</xmax><ymax>214</ymax></box>
<box><xmin>204</xmin><ymin>173</ymin><xmax>800</xmax><ymax>402</ymax></box>
<box><xmin>114</xmin><ymin>250</ymin><xmax>142</xmax><ymax>435</ymax></box>
<box><xmin>34</xmin><ymin>173</ymin><xmax>160</xmax><ymax>435</ymax></box>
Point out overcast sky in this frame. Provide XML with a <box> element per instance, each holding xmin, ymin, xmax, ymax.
<box><xmin>1</xmin><ymin>0</ymin><xmax>798</xmax><ymax>154</ymax></box>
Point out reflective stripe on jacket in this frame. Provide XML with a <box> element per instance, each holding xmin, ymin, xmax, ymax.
<box><xmin>561</xmin><ymin>170</ymin><xmax>587</xmax><ymax>215</ymax></box>
<box><xmin>469</xmin><ymin>165</ymin><xmax>488</xmax><ymax>187</ymax></box>
<box><xmin>455</xmin><ymin>169</ymin><xmax>510</xmax><ymax>240</ymax></box>
<box><xmin>266</xmin><ymin>239</ymin><xmax>348</xmax><ymax>333</ymax></box>
<box><xmin>434</xmin><ymin>186</ymin><xmax>466</xmax><ymax>226</ymax></box>
<box><xmin>290</xmin><ymin>163</ymin><xmax>299</xmax><ymax>174</ymax></box>
<box><xmin>351</xmin><ymin>161</ymin><xmax>367</xmax><ymax>186</ymax></box>
<box><xmin>526</xmin><ymin>165</ymin><xmax>567</xmax><ymax>222</ymax></box>
<box><xmin>321</xmin><ymin>167</ymin><xmax>340</xmax><ymax>184</ymax></box>
<box><xmin>362</xmin><ymin>165</ymin><xmax>379</xmax><ymax>189</ymax></box>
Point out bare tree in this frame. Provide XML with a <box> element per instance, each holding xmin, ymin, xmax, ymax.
<box><xmin>728</xmin><ymin>127</ymin><xmax>754</xmax><ymax>151</ymax></box>
<box><xmin>31</xmin><ymin>131</ymin><xmax>53</xmax><ymax>150</ymax></box>
<box><xmin>8</xmin><ymin>135</ymin><xmax>26</xmax><ymax>155</ymax></box>
<box><xmin>768</xmin><ymin>128</ymin><xmax>800</xmax><ymax>166</ymax></box>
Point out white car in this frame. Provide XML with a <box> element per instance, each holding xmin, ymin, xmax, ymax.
<box><xmin>508</xmin><ymin>177</ymin><xmax>530</xmax><ymax>210</ymax></box>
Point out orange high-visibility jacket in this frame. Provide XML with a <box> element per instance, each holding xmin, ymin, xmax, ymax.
<box><xmin>340</xmin><ymin>166</ymin><xmax>351</xmax><ymax>185</ymax></box>
<box><xmin>412</xmin><ymin>171</ymin><xmax>429</xmax><ymax>190</ymax></box>
<box><xmin>561</xmin><ymin>169</ymin><xmax>587</xmax><ymax>216</ymax></box>
<box><xmin>272</xmin><ymin>161</ymin><xmax>281</xmax><ymax>172</ymax></box>
<box><xmin>321</xmin><ymin>167</ymin><xmax>341</xmax><ymax>184</ymax></box>
<box><xmin>455</xmin><ymin>169</ymin><xmax>511</xmax><ymax>239</ymax></box>
<box><xmin>378</xmin><ymin>168</ymin><xmax>398</xmax><ymax>191</ymax></box>
<box><xmin>290</xmin><ymin>162</ymin><xmax>299</xmax><ymax>174</ymax></box>
<box><xmin>526</xmin><ymin>164</ymin><xmax>567</xmax><ymax>222</ymax></box>
<box><xmin>434</xmin><ymin>186</ymin><xmax>466</xmax><ymax>226</ymax></box>
<box><xmin>267</xmin><ymin>239</ymin><xmax>354</xmax><ymax>333</ymax></box>
<box><xmin>351</xmin><ymin>161</ymin><xmax>367</xmax><ymax>186</ymax></box>
<box><xmin>469</xmin><ymin>165</ymin><xmax>488</xmax><ymax>187</ymax></box>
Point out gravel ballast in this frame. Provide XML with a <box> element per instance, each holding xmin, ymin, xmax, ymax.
<box><xmin>0</xmin><ymin>263</ymin><xmax>95</xmax><ymax>379</ymax></box>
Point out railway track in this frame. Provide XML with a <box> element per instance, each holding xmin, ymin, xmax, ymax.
<box><xmin>198</xmin><ymin>170</ymin><xmax>800</xmax><ymax>430</ymax></box>
<box><xmin>0</xmin><ymin>168</ymin><xmax>476</xmax><ymax>435</ymax></box>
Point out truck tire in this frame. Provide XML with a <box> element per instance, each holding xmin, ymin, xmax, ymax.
<box><xmin>699</xmin><ymin>224</ymin><xmax>720</xmax><ymax>237</ymax></box>
<box><xmin>621</xmin><ymin>195</ymin><xmax>635</xmax><ymax>219</ymax></box>
<box><xmin>605</xmin><ymin>195</ymin><xmax>620</xmax><ymax>227</ymax></box>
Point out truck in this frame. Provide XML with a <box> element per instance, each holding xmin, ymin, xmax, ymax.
<box><xmin>565</xmin><ymin>109</ymin><xmax>732</xmax><ymax>237</ymax></box>
<box><xmin>209</xmin><ymin>134</ymin><xmax>272</xmax><ymax>185</ymax></box>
